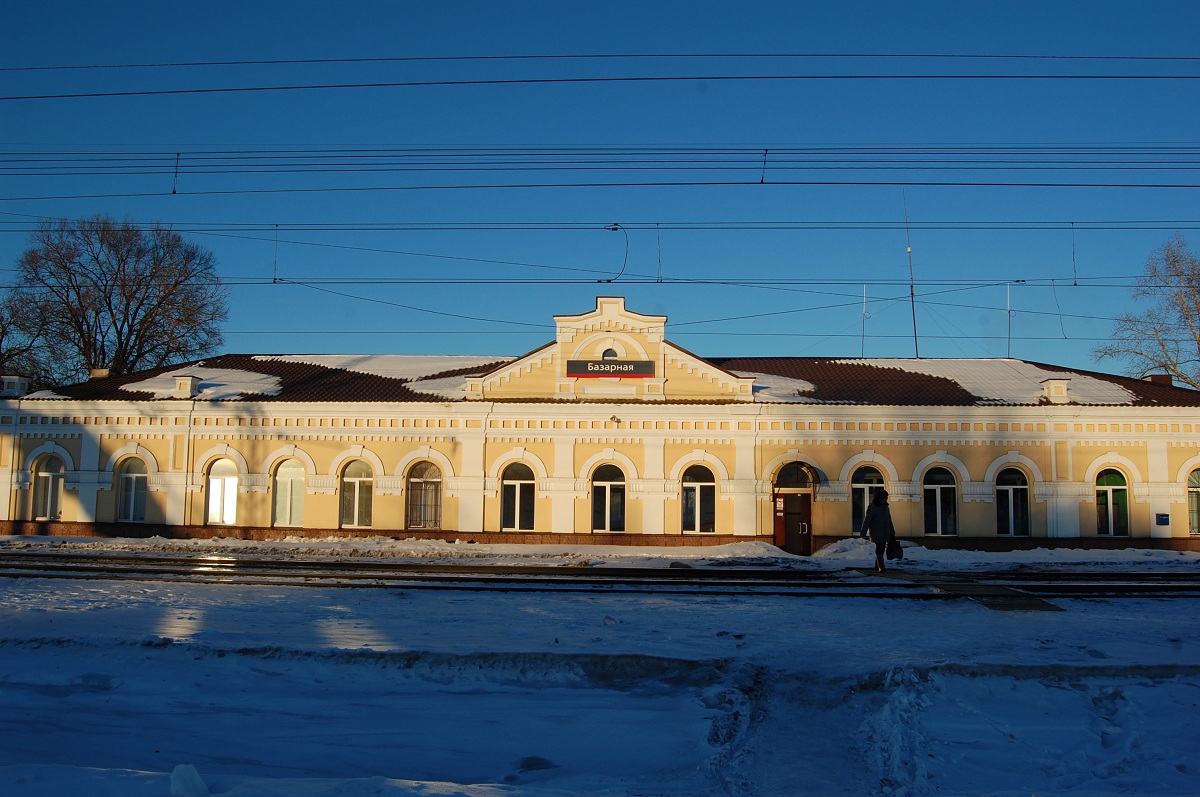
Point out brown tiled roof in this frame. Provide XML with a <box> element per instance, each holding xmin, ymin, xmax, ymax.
<box><xmin>709</xmin><ymin>357</ymin><xmax>978</xmax><ymax>405</ymax></box>
<box><xmin>32</xmin><ymin>354</ymin><xmax>510</xmax><ymax>403</ymax></box>
<box><xmin>707</xmin><ymin>357</ymin><xmax>1200</xmax><ymax>407</ymax></box>
<box><xmin>19</xmin><ymin>353</ymin><xmax>1200</xmax><ymax>407</ymax></box>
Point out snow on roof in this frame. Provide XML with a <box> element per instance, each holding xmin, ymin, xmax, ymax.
<box><xmin>122</xmin><ymin>368</ymin><xmax>283</xmax><ymax>400</ymax></box>
<box><xmin>833</xmin><ymin>358</ymin><xmax>1136</xmax><ymax>406</ymax></box>
<box><xmin>255</xmin><ymin>354</ymin><xmax>508</xmax><ymax>382</ymax></box>
<box><xmin>733</xmin><ymin>372</ymin><xmax>819</xmax><ymax>403</ymax></box>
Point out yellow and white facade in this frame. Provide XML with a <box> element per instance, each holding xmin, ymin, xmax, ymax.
<box><xmin>4</xmin><ymin>297</ymin><xmax>1200</xmax><ymax>552</ymax></box>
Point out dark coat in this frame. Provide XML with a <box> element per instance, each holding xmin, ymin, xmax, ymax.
<box><xmin>860</xmin><ymin>502</ymin><xmax>895</xmax><ymax>549</ymax></box>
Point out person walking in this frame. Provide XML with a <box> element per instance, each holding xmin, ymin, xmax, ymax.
<box><xmin>859</xmin><ymin>488</ymin><xmax>896</xmax><ymax>573</ymax></box>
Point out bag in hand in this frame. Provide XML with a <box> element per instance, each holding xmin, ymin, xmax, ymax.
<box><xmin>886</xmin><ymin>538</ymin><xmax>903</xmax><ymax>561</ymax></box>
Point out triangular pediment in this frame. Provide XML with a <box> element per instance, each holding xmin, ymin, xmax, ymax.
<box><xmin>465</xmin><ymin>297</ymin><xmax>754</xmax><ymax>402</ymax></box>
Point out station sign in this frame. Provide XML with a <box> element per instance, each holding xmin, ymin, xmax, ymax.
<box><xmin>566</xmin><ymin>359</ymin><xmax>655</xmax><ymax>378</ymax></box>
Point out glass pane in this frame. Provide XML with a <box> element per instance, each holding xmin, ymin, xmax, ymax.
<box><xmin>1190</xmin><ymin>469</ymin><xmax>1200</xmax><ymax>489</ymax></box>
<box><xmin>504</xmin><ymin>463</ymin><xmax>534</xmax><ymax>481</ymax></box>
<box><xmin>290</xmin><ymin>480</ymin><xmax>304</xmax><ymax>526</ymax></box>
<box><xmin>593</xmin><ymin>464</ymin><xmax>624</xmax><ymax>483</ymax></box>
<box><xmin>501</xmin><ymin>483</ymin><xmax>516</xmax><ymax>529</ymax></box>
<box><xmin>121</xmin><ymin>458</ymin><xmax>147</xmax><ymax>476</ymax></box>
<box><xmin>222</xmin><ymin>477</ymin><xmax>237</xmax><ymax>525</ymax></box>
<box><xmin>131</xmin><ymin>478</ymin><xmax>147</xmax><ymax>522</ymax></box>
<box><xmin>274</xmin><ymin>479</ymin><xmax>289</xmax><ymax>525</ymax></box>
<box><xmin>852</xmin><ymin>487</ymin><xmax>867</xmax><ymax>533</ymax></box>
<box><xmin>344</xmin><ymin>460</ymin><xmax>372</xmax><ymax>479</ymax></box>
<box><xmin>699</xmin><ymin>485</ymin><xmax>716</xmax><ymax>532</ymax></box>
<box><xmin>923</xmin><ymin>487</ymin><xmax>939</xmax><ymax>533</ymax></box>
<box><xmin>1111</xmin><ymin>489</ymin><xmax>1128</xmax><ymax>535</ymax></box>
<box><xmin>1012</xmin><ymin>487</ymin><xmax>1029</xmax><ymax>535</ymax></box>
<box><xmin>996</xmin><ymin>488</ymin><xmax>1012</xmax><ymax>534</ymax></box>
<box><xmin>210</xmin><ymin>459</ymin><xmax>237</xmax><ymax>478</ymax></box>
<box><xmin>776</xmin><ymin>462</ymin><xmax>809</xmax><ymax>488</ymax></box>
<box><xmin>683</xmin><ymin>465</ymin><xmax>715</xmax><ymax>484</ymax></box>
<box><xmin>425</xmin><ymin>484</ymin><xmax>441</xmax><ymax>528</ymax></box>
<box><xmin>925</xmin><ymin>467</ymin><xmax>955</xmax><ymax>486</ymax></box>
<box><xmin>610</xmin><ymin>485</ymin><xmax>625</xmax><ymax>532</ymax></box>
<box><xmin>940</xmin><ymin>488</ymin><xmax>957</xmax><ymax>534</ymax></box>
<box><xmin>519</xmin><ymin>482</ymin><xmax>535</xmax><ymax>530</ymax></box>
<box><xmin>997</xmin><ymin>468</ymin><xmax>1026</xmax><ymax>487</ymax></box>
<box><xmin>1097</xmin><ymin>469</ymin><xmax>1126</xmax><ymax>487</ymax></box>
<box><xmin>1096</xmin><ymin>490</ymin><xmax>1111</xmax><ymax>534</ymax></box>
<box><xmin>357</xmin><ymin>482</ymin><xmax>373</xmax><ymax>527</ymax></box>
<box><xmin>592</xmin><ymin>485</ymin><xmax>607</xmax><ymax>530</ymax></box>
<box><xmin>277</xmin><ymin>460</ymin><xmax>304</xmax><ymax>478</ymax></box>
<box><xmin>852</xmin><ymin>466</ymin><xmax>883</xmax><ymax>486</ymax></box>
<box><xmin>49</xmin><ymin>477</ymin><xmax>63</xmax><ymax>519</ymax></box>
<box><xmin>682</xmin><ymin>486</ymin><xmax>696</xmax><ymax>531</ymax></box>
<box><xmin>410</xmin><ymin>461</ymin><xmax>440</xmax><ymax>481</ymax></box>
<box><xmin>209</xmin><ymin>478</ymin><xmax>225</xmax><ymax>523</ymax></box>
<box><xmin>1190</xmin><ymin>489</ymin><xmax>1200</xmax><ymax>534</ymax></box>
<box><xmin>341</xmin><ymin>482</ymin><xmax>355</xmax><ymax>525</ymax></box>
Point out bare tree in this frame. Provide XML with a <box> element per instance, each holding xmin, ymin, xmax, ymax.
<box><xmin>0</xmin><ymin>292</ymin><xmax>55</xmax><ymax>387</ymax></box>
<box><xmin>1095</xmin><ymin>234</ymin><xmax>1200</xmax><ymax>390</ymax></box>
<box><xmin>14</xmin><ymin>214</ymin><xmax>227</xmax><ymax>384</ymax></box>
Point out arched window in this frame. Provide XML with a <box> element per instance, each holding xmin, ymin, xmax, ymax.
<box><xmin>206</xmin><ymin>458</ymin><xmax>238</xmax><ymax>525</ymax></box>
<box><xmin>32</xmin><ymin>454</ymin><xmax>65</xmax><ymax>521</ymax></box>
<box><xmin>340</xmin><ymin>460</ymin><xmax>373</xmax><ymax>528</ymax></box>
<box><xmin>1189</xmin><ymin>469</ymin><xmax>1200</xmax><ymax>535</ymax></box>
<box><xmin>682</xmin><ymin>465</ymin><xmax>716</xmax><ymax>533</ymax></box>
<box><xmin>407</xmin><ymin>461</ymin><xmax>442</xmax><ymax>529</ymax></box>
<box><xmin>995</xmin><ymin>468</ymin><xmax>1030</xmax><ymax>536</ymax></box>
<box><xmin>851</xmin><ymin>466</ymin><xmax>885</xmax><ymax>533</ymax></box>
<box><xmin>273</xmin><ymin>460</ymin><xmax>305</xmax><ymax>527</ymax></box>
<box><xmin>1096</xmin><ymin>469</ymin><xmax>1129</xmax><ymax>536</ymax></box>
<box><xmin>923</xmin><ymin>467</ymin><xmax>958</xmax><ymax>535</ymax></box>
<box><xmin>117</xmin><ymin>458</ymin><xmax>148</xmax><ymax>523</ymax></box>
<box><xmin>592</xmin><ymin>464</ymin><xmax>625</xmax><ymax>532</ymax></box>
<box><xmin>500</xmin><ymin>462</ymin><xmax>535</xmax><ymax>531</ymax></box>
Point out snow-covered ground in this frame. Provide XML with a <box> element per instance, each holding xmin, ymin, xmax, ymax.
<box><xmin>1</xmin><ymin>535</ymin><xmax>1198</xmax><ymax>796</ymax></box>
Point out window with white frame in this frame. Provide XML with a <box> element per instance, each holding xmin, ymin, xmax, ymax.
<box><xmin>850</xmin><ymin>465</ymin><xmax>885</xmax><ymax>533</ymax></box>
<box><xmin>500</xmin><ymin>462</ymin><xmax>534</xmax><ymax>531</ymax></box>
<box><xmin>1189</xmin><ymin>469</ymin><xmax>1200</xmax><ymax>535</ymax></box>
<box><xmin>206</xmin><ymin>458</ymin><xmax>239</xmax><ymax>525</ymax></box>
<box><xmin>32</xmin><ymin>454</ymin><xmax>65</xmax><ymax>521</ymax></box>
<box><xmin>923</xmin><ymin>467</ymin><xmax>958</xmax><ymax>535</ymax></box>
<box><xmin>591</xmin><ymin>464</ymin><xmax>625</xmax><ymax>532</ymax></box>
<box><xmin>340</xmin><ymin>460</ymin><xmax>373</xmax><ymax>528</ymax></box>
<box><xmin>1096</xmin><ymin>469</ymin><xmax>1129</xmax><ymax>536</ymax></box>
<box><xmin>116</xmin><ymin>458</ymin><xmax>148</xmax><ymax>523</ymax></box>
<box><xmin>272</xmin><ymin>459</ymin><xmax>305</xmax><ymax>527</ymax></box>
<box><xmin>995</xmin><ymin>467</ymin><xmax>1030</xmax><ymax>536</ymax></box>
<box><xmin>406</xmin><ymin>461</ymin><xmax>442</xmax><ymax>529</ymax></box>
<box><xmin>681</xmin><ymin>464</ymin><xmax>716</xmax><ymax>532</ymax></box>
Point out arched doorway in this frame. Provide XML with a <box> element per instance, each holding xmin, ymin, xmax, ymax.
<box><xmin>773</xmin><ymin>461</ymin><xmax>815</xmax><ymax>555</ymax></box>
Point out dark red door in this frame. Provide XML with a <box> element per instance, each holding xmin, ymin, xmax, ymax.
<box><xmin>781</xmin><ymin>493</ymin><xmax>813</xmax><ymax>555</ymax></box>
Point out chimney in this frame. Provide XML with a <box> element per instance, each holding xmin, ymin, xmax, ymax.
<box><xmin>1144</xmin><ymin>373</ymin><xmax>1173</xmax><ymax>386</ymax></box>
<box><xmin>1</xmin><ymin>375</ymin><xmax>31</xmax><ymax>397</ymax></box>
<box><xmin>89</xmin><ymin>368</ymin><xmax>110</xmax><ymax>380</ymax></box>
<box><xmin>1041</xmin><ymin>378</ymin><xmax>1071</xmax><ymax>404</ymax></box>
<box><xmin>173</xmin><ymin>374</ymin><xmax>200</xmax><ymax>399</ymax></box>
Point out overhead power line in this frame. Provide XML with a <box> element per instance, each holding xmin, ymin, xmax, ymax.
<box><xmin>5</xmin><ymin>52</ymin><xmax>1200</xmax><ymax>73</ymax></box>
<box><xmin>5</xmin><ymin>70</ymin><xmax>1200</xmax><ymax>102</ymax></box>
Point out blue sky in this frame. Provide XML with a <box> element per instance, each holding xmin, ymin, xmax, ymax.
<box><xmin>2</xmin><ymin>1</ymin><xmax>1199</xmax><ymax>372</ymax></box>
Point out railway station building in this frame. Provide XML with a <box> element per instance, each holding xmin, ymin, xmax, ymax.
<box><xmin>3</xmin><ymin>296</ymin><xmax>1200</xmax><ymax>553</ymax></box>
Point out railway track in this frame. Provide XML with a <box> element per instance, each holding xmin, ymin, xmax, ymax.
<box><xmin>2</xmin><ymin>548</ymin><xmax>1198</xmax><ymax>606</ymax></box>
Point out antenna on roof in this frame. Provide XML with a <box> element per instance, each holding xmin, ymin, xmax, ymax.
<box><xmin>903</xmin><ymin>194</ymin><xmax>919</xmax><ymax>358</ymax></box>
